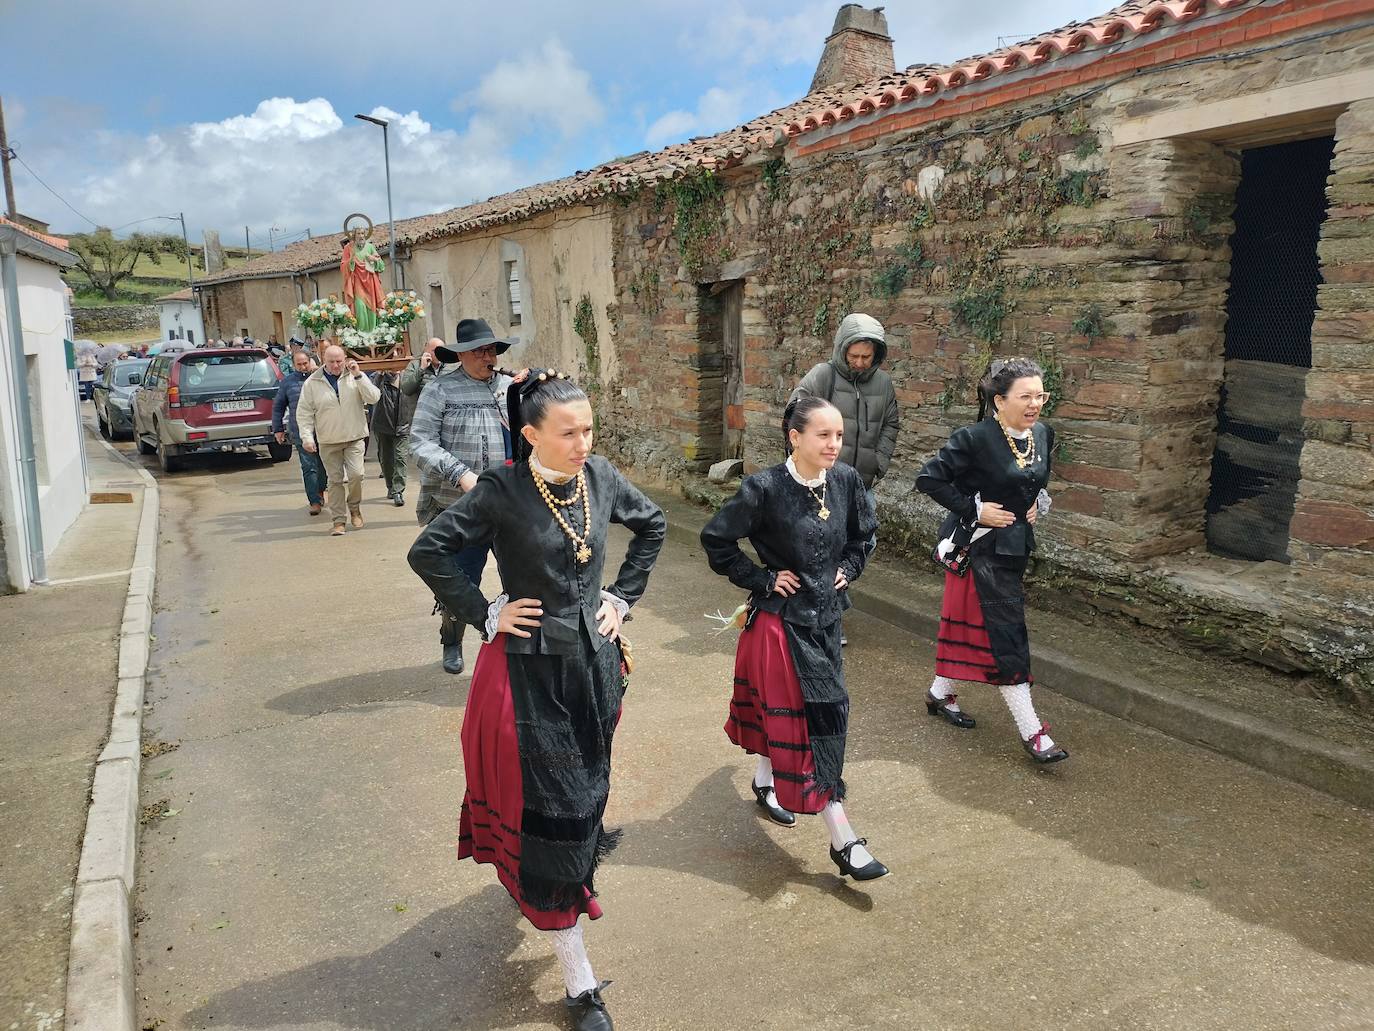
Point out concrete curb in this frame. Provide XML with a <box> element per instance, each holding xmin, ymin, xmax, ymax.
<box><xmin>65</xmin><ymin>433</ymin><xmax>158</xmax><ymax>1031</ymax></box>
<box><xmin>655</xmin><ymin>490</ymin><xmax>1374</xmax><ymax>810</ymax></box>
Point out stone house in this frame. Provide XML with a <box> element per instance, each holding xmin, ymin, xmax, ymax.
<box><xmin>199</xmin><ymin>0</ymin><xmax>1374</xmax><ymax>702</ymax></box>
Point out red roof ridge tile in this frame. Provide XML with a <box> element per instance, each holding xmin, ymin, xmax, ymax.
<box><xmin>780</xmin><ymin>0</ymin><xmax>1261</xmax><ymax>141</ymax></box>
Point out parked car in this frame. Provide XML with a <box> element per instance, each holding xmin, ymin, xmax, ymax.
<box><xmin>131</xmin><ymin>347</ymin><xmax>289</xmax><ymax>473</ymax></box>
<box><xmin>92</xmin><ymin>358</ymin><xmax>151</xmax><ymax>439</ymax></box>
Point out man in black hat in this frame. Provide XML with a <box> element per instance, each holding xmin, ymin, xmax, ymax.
<box><xmin>409</xmin><ymin>318</ymin><xmax>519</xmax><ymax>674</ymax></box>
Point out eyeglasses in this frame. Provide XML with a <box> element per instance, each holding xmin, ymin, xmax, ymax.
<box><xmin>469</xmin><ymin>345</ymin><xmax>499</xmax><ymax>356</ymax></box>
<box><xmin>1011</xmin><ymin>392</ymin><xmax>1051</xmax><ymax>405</ymax></box>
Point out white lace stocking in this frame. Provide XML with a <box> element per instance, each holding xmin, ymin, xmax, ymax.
<box><xmin>548</xmin><ymin>924</ymin><xmax>598</xmax><ymax>997</ymax></box>
<box><xmin>998</xmin><ymin>682</ymin><xmax>1054</xmax><ymax>748</ymax></box>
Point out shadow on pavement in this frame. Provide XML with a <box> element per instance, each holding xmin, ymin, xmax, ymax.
<box><xmin>265</xmin><ymin>665</ymin><xmax>467</xmax><ymax>715</ymax></box>
<box><xmin>838</xmin><ymin>636</ymin><xmax>1374</xmax><ymax>968</ymax></box>
<box><xmin>609</xmin><ymin>765</ymin><xmax>876</xmax><ymax>913</ymax></box>
<box><xmin>185</xmin><ymin>885</ymin><xmax>560</xmax><ymax>1031</ymax></box>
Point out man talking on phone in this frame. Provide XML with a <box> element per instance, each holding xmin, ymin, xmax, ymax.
<box><xmin>297</xmin><ymin>344</ymin><xmax>382</xmax><ymax>537</ymax></box>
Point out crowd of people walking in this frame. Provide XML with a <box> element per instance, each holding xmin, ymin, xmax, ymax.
<box><xmin>266</xmin><ymin>303</ymin><xmax>1067</xmax><ymax>1030</ymax></box>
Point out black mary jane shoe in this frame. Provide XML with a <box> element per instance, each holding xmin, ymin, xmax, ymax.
<box><xmin>751</xmin><ymin>782</ymin><xmax>796</xmax><ymax>827</ymax></box>
<box><xmin>926</xmin><ymin>689</ymin><xmax>976</xmax><ymax>729</ymax></box>
<box><xmin>565</xmin><ymin>980</ymin><xmax>614</xmax><ymax>1031</ymax></box>
<box><xmin>1022</xmin><ymin>724</ymin><xmax>1069</xmax><ymax>764</ymax></box>
<box><xmin>830</xmin><ymin>837</ymin><xmax>889</xmax><ymax>881</ymax></box>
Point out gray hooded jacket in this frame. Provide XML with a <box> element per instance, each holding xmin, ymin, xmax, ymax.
<box><xmin>789</xmin><ymin>315</ymin><xmax>900</xmax><ymax>487</ymax></box>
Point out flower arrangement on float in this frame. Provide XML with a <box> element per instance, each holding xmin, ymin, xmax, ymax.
<box><xmin>295</xmin><ymin>296</ymin><xmax>353</xmax><ymax>337</ymax></box>
<box><xmin>379</xmin><ymin>290</ymin><xmax>425</xmax><ymax>327</ymax></box>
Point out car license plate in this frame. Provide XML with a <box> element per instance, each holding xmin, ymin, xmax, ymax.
<box><xmin>212</xmin><ymin>400</ymin><xmax>255</xmax><ymax>413</ymax></box>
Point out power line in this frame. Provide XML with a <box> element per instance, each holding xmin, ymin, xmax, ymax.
<box><xmin>9</xmin><ymin>151</ymin><xmax>100</xmax><ymax>228</ymax></box>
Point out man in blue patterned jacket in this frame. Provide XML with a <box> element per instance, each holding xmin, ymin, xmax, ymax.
<box><xmin>409</xmin><ymin>318</ymin><xmax>519</xmax><ymax>674</ymax></box>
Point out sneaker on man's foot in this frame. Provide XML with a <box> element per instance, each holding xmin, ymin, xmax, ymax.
<box><xmin>393</xmin><ymin>491</ymin><xmax>405</xmax><ymax>507</ymax></box>
<box><xmin>309</xmin><ymin>502</ymin><xmax>322</xmax><ymax>516</ymax></box>
<box><xmin>331</xmin><ymin>522</ymin><xmax>345</xmax><ymax>537</ymax></box>
<box><xmin>350</xmin><ymin>511</ymin><xmax>364</xmax><ymax>529</ymax></box>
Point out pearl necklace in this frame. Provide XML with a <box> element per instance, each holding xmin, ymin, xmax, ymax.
<box><xmin>997</xmin><ymin>418</ymin><xmax>1037</xmax><ymax>470</ymax></box>
<box><xmin>531</xmin><ymin>465</ymin><xmax>593</xmax><ymax>563</ymax></box>
<box><xmin>807</xmin><ymin>482</ymin><xmax>830</xmax><ymax>521</ymax></box>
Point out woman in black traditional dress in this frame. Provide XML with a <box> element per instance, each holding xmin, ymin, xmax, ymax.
<box><xmin>701</xmin><ymin>397</ymin><xmax>888</xmax><ymax>881</ymax></box>
<box><xmin>408</xmin><ymin>370</ymin><xmax>665</xmax><ymax>1031</ymax></box>
<box><xmin>915</xmin><ymin>357</ymin><xmax>1068</xmax><ymax>763</ymax></box>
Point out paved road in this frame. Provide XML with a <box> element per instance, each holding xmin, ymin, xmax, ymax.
<box><xmin>118</xmin><ymin>440</ymin><xmax>1374</xmax><ymax>1030</ymax></box>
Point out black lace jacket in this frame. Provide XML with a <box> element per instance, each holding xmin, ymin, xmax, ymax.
<box><xmin>700</xmin><ymin>462</ymin><xmax>876</xmax><ymax>627</ymax></box>
<box><xmin>916</xmin><ymin>418</ymin><xmax>1054</xmax><ymax>557</ymax></box>
<box><xmin>408</xmin><ymin>456</ymin><xmax>666</xmax><ymax>655</ymax></box>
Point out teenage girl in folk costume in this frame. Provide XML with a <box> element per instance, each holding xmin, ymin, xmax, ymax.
<box><xmin>701</xmin><ymin>397</ymin><xmax>889</xmax><ymax>881</ymax></box>
<box><xmin>916</xmin><ymin>357</ymin><xmax>1069</xmax><ymax>764</ymax></box>
<box><xmin>408</xmin><ymin>371</ymin><xmax>666</xmax><ymax>1031</ymax></box>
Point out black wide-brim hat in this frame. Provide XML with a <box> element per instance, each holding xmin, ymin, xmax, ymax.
<box><xmin>435</xmin><ymin>317</ymin><xmax>513</xmax><ymax>363</ymax></box>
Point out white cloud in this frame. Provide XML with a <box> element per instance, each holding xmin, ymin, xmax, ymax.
<box><xmin>189</xmin><ymin>97</ymin><xmax>343</xmax><ymax>145</ymax></box>
<box><xmin>46</xmin><ymin>95</ymin><xmax>525</xmax><ymax>241</ymax></box>
<box><xmin>645</xmin><ymin>86</ymin><xmax>752</xmax><ymax>147</ymax></box>
<box><xmin>457</xmin><ymin>39</ymin><xmax>605</xmax><ymax>142</ymax></box>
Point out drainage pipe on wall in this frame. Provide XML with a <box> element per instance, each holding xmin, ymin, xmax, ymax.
<box><xmin>0</xmin><ymin>229</ymin><xmax>47</xmax><ymax>585</ymax></box>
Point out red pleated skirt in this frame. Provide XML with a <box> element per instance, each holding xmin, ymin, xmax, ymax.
<box><xmin>457</xmin><ymin>636</ymin><xmax>603</xmax><ymax>930</ymax></box>
<box><xmin>936</xmin><ymin>570</ymin><xmax>1019</xmax><ymax>685</ymax></box>
<box><xmin>724</xmin><ymin>610</ymin><xmax>835</xmax><ymax>815</ymax></box>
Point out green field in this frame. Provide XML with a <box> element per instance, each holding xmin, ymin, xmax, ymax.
<box><xmin>66</xmin><ymin>246</ymin><xmax>254</xmax><ymax>305</ymax></box>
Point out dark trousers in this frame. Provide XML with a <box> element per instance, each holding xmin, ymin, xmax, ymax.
<box><xmin>290</xmin><ymin>430</ymin><xmax>328</xmax><ymax>505</ymax></box>
<box><xmin>439</xmin><ymin>544</ymin><xmax>491</xmax><ymax>646</ymax></box>
<box><xmin>374</xmin><ymin>431</ymin><xmax>409</xmax><ymax>494</ymax></box>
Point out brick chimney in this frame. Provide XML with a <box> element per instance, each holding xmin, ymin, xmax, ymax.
<box><xmin>810</xmin><ymin>5</ymin><xmax>895</xmax><ymax>93</ymax></box>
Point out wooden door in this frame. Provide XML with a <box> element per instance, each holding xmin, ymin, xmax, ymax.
<box><xmin>721</xmin><ymin>282</ymin><xmax>744</xmax><ymax>460</ymax></box>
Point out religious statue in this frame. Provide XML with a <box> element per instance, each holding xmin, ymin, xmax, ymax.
<box><xmin>340</xmin><ymin>213</ymin><xmax>385</xmax><ymax>333</ymax></box>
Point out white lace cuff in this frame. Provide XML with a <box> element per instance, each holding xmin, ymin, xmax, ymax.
<box><xmin>601</xmin><ymin>590</ymin><xmax>630</xmax><ymax>622</ymax></box>
<box><xmin>483</xmin><ymin>593</ymin><xmax>509</xmax><ymax>641</ymax></box>
<box><xmin>1037</xmin><ymin>489</ymin><xmax>1052</xmax><ymax>516</ymax></box>
<box><xmin>973</xmin><ymin>492</ymin><xmax>983</xmax><ymax>524</ymax></box>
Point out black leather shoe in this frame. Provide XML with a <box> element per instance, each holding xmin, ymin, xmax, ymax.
<box><xmin>442</xmin><ymin>642</ymin><xmax>464</xmax><ymax>675</ymax></box>
<box><xmin>830</xmin><ymin>838</ymin><xmax>889</xmax><ymax>881</ymax></box>
<box><xmin>751</xmin><ymin>782</ymin><xmax>795</xmax><ymax>827</ymax></box>
<box><xmin>1022</xmin><ymin>724</ymin><xmax>1068</xmax><ymax>764</ymax></box>
<box><xmin>392</xmin><ymin>490</ymin><xmax>405</xmax><ymax>507</ymax></box>
<box><xmin>565</xmin><ymin>981</ymin><xmax>613</xmax><ymax>1031</ymax></box>
<box><xmin>926</xmin><ymin>689</ymin><xmax>976</xmax><ymax>729</ymax></box>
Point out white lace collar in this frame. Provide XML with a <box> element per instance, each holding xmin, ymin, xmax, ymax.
<box><xmin>530</xmin><ymin>453</ymin><xmax>576</xmax><ymax>485</ymax></box>
<box><xmin>785</xmin><ymin>456</ymin><xmax>826</xmax><ymax>488</ymax></box>
<box><xmin>997</xmin><ymin>419</ymin><xmax>1032</xmax><ymax>440</ymax></box>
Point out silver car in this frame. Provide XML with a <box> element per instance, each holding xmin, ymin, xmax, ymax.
<box><xmin>93</xmin><ymin>358</ymin><xmax>151</xmax><ymax>439</ymax></box>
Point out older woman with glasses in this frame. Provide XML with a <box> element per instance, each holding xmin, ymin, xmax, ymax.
<box><xmin>915</xmin><ymin>357</ymin><xmax>1068</xmax><ymax>764</ymax></box>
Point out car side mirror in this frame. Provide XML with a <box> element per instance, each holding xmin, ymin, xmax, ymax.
<box><xmin>127</xmin><ymin>374</ymin><xmax>142</xmax><ymax>386</ymax></box>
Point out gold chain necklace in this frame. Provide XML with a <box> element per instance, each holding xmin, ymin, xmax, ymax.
<box><xmin>532</xmin><ymin>465</ymin><xmax>593</xmax><ymax>563</ymax></box>
<box><xmin>807</xmin><ymin>481</ymin><xmax>831</xmax><ymax>521</ymax></box>
<box><xmin>998</xmin><ymin>418</ymin><xmax>1037</xmax><ymax>470</ymax></box>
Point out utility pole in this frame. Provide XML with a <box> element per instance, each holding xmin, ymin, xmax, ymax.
<box><xmin>176</xmin><ymin>212</ymin><xmax>194</xmax><ymax>288</ymax></box>
<box><xmin>0</xmin><ymin>95</ymin><xmax>17</xmax><ymax>219</ymax></box>
<box><xmin>244</xmin><ymin>226</ymin><xmax>251</xmax><ymax>261</ymax></box>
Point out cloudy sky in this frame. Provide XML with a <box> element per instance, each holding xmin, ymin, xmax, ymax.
<box><xmin>3</xmin><ymin>0</ymin><xmax>1108</xmax><ymax>246</ymax></box>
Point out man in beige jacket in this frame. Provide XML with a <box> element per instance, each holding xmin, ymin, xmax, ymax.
<box><xmin>297</xmin><ymin>344</ymin><xmax>381</xmax><ymax>536</ymax></box>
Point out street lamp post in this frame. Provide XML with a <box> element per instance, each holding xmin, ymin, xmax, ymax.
<box><xmin>354</xmin><ymin>113</ymin><xmax>397</xmax><ymax>290</ymax></box>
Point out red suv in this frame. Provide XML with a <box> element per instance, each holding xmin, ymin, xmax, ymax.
<box><xmin>131</xmin><ymin>347</ymin><xmax>289</xmax><ymax>472</ymax></box>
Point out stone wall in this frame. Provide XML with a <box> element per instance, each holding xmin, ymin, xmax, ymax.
<box><xmin>1296</xmin><ymin>98</ymin><xmax>1374</xmax><ymax>576</ymax></box>
<box><xmin>200</xmin><ymin>281</ymin><xmax>248</xmax><ymax>341</ymax></box>
<box><xmin>70</xmin><ymin>305</ymin><xmax>158</xmax><ymax>336</ymax></box>
<box><xmin>598</xmin><ymin>17</ymin><xmax>1374</xmax><ymax>700</ymax></box>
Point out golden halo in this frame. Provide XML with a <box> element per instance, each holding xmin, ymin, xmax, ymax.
<box><xmin>342</xmin><ymin>212</ymin><xmax>374</xmax><ymax>238</ymax></box>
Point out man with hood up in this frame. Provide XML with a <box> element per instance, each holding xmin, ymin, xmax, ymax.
<box><xmin>790</xmin><ymin>313</ymin><xmax>899</xmax><ymax>646</ymax></box>
<box><xmin>790</xmin><ymin>312</ymin><xmax>900</xmax><ymax>491</ymax></box>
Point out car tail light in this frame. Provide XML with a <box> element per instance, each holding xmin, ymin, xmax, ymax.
<box><xmin>168</xmin><ymin>385</ymin><xmax>181</xmax><ymax>408</ymax></box>
<box><xmin>187</xmin><ymin>431</ymin><xmax>208</xmax><ymax>440</ymax></box>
